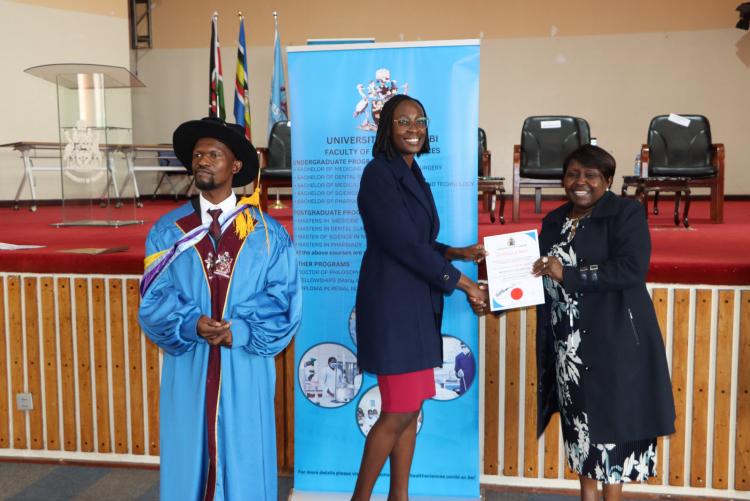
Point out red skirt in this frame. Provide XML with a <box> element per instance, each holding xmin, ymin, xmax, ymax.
<box><xmin>377</xmin><ymin>368</ymin><xmax>436</xmax><ymax>413</ymax></box>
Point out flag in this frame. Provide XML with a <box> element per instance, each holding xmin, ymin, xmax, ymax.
<box><xmin>234</xmin><ymin>14</ymin><xmax>251</xmax><ymax>140</ymax></box>
<box><xmin>209</xmin><ymin>13</ymin><xmax>226</xmax><ymax>119</ymax></box>
<box><xmin>268</xmin><ymin>12</ymin><xmax>288</xmax><ymax>135</ymax></box>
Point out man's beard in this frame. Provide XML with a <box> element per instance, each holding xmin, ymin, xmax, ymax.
<box><xmin>195</xmin><ymin>175</ymin><xmax>216</xmax><ymax>191</ymax></box>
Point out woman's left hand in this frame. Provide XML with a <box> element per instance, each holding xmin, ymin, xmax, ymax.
<box><xmin>449</xmin><ymin>244</ymin><xmax>488</xmax><ymax>263</ymax></box>
<box><xmin>532</xmin><ymin>255</ymin><xmax>563</xmax><ymax>283</ymax></box>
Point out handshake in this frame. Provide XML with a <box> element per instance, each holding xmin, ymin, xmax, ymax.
<box><xmin>448</xmin><ymin>243</ymin><xmax>490</xmax><ymax>316</ymax></box>
<box><xmin>465</xmin><ymin>281</ymin><xmax>490</xmax><ymax>316</ymax></box>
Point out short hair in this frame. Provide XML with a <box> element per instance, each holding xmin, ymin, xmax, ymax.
<box><xmin>327</xmin><ymin>356</ymin><xmax>337</xmax><ymax>364</ymax></box>
<box><xmin>563</xmin><ymin>145</ymin><xmax>616</xmax><ymax>180</ymax></box>
<box><xmin>372</xmin><ymin>94</ymin><xmax>431</xmax><ymax>159</ymax></box>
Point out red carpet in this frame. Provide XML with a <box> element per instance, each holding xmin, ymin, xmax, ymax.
<box><xmin>477</xmin><ymin>198</ymin><xmax>750</xmax><ymax>285</ymax></box>
<box><xmin>1</xmin><ymin>197</ymin><xmax>748</xmax><ymax>285</ymax></box>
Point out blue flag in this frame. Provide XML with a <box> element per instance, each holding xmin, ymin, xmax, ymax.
<box><xmin>268</xmin><ymin>12</ymin><xmax>288</xmax><ymax>136</ymax></box>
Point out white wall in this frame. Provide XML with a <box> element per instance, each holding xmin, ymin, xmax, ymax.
<box><xmin>131</xmin><ymin>28</ymin><xmax>750</xmax><ymax>195</ymax></box>
<box><xmin>0</xmin><ymin>0</ymin><xmax>131</xmax><ymax>202</ymax></box>
<box><xmin>131</xmin><ymin>45</ymin><xmax>274</xmax><ymax>145</ymax></box>
<box><xmin>479</xmin><ymin>28</ymin><xmax>750</xmax><ymax>194</ymax></box>
<box><xmin>2</xmin><ymin>0</ymin><xmax>749</xmax><ymax>201</ymax></box>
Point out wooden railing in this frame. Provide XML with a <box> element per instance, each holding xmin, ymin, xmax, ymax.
<box><xmin>481</xmin><ymin>285</ymin><xmax>750</xmax><ymax>498</ymax></box>
<box><xmin>0</xmin><ymin>272</ymin><xmax>295</xmax><ymax>472</ymax></box>
<box><xmin>1</xmin><ymin>272</ymin><xmax>747</xmax><ymax>498</ymax></box>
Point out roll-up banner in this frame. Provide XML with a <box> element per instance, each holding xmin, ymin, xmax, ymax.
<box><xmin>289</xmin><ymin>40</ymin><xmax>480</xmax><ymax>499</ymax></box>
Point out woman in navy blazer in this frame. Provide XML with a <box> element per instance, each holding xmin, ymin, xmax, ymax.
<box><xmin>352</xmin><ymin>95</ymin><xmax>487</xmax><ymax>501</ymax></box>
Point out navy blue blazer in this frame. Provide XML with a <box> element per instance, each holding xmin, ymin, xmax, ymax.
<box><xmin>355</xmin><ymin>153</ymin><xmax>461</xmax><ymax>375</ymax></box>
<box><xmin>536</xmin><ymin>191</ymin><xmax>675</xmax><ymax>443</ymax></box>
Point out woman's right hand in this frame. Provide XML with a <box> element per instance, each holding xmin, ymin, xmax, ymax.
<box><xmin>457</xmin><ymin>274</ymin><xmax>489</xmax><ymax>315</ymax></box>
<box><xmin>532</xmin><ymin>255</ymin><xmax>563</xmax><ymax>283</ymax></box>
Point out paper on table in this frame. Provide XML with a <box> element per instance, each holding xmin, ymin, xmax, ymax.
<box><xmin>483</xmin><ymin>230</ymin><xmax>545</xmax><ymax>312</ymax></box>
<box><xmin>0</xmin><ymin>242</ymin><xmax>46</xmax><ymax>250</ymax></box>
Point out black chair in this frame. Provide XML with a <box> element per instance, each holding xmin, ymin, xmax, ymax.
<box><xmin>641</xmin><ymin>114</ymin><xmax>724</xmax><ymax>223</ymax></box>
<box><xmin>478</xmin><ymin>127</ymin><xmax>490</xmax><ymax>209</ymax></box>
<box><xmin>512</xmin><ymin>116</ymin><xmax>590</xmax><ymax>222</ymax></box>
<box><xmin>477</xmin><ymin>127</ymin><xmax>505</xmax><ymax>223</ymax></box>
<box><xmin>478</xmin><ymin>127</ymin><xmax>489</xmax><ymax>176</ymax></box>
<box><xmin>259</xmin><ymin>121</ymin><xmax>292</xmax><ymax>209</ymax></box>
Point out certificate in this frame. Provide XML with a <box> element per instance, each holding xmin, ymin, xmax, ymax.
<box><xmin>483</xmin><ymin>230</ymin><xmax>545</xmax><ymax>312</ymax></box>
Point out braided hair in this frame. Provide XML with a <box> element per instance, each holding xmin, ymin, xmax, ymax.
<box><xmin>372</xmin><ymin>94</ymin><xmax>431</xmax><ymax>159</ymax></box>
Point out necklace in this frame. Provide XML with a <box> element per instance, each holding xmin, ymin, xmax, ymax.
<box><xmin>564</xmin><ymin>212</ymin><xmax>590</xmax><ymax>240</ymax></box>
<box><xmin>567</xmin><ymin>207</ymin><xmax>593</xmax><ymax>220</ymax></box>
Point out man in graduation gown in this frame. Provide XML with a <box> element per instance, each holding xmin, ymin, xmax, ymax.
<box><xmin>138</xmin><ymin>117</ymin><xmax>301</xmax><ymax>501</ymax></box>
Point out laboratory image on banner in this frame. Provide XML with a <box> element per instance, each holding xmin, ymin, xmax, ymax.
<box><xmin>298</xmin><ymin>343</ymin><xmax>363</xmax><ymax>408</ymax></box>
<box><xmin>356</xmin><ymin>385</ymin><xmax>424</xmax><ymax>436</ymax></box>
<box><xmin>290</xmin><ymin>39</ymin><xmax>480</xmax><ymax>499</ymax></box>
<box><xmin>433</xmin><ymin>335</ymin><xmax>477</xmax><ymax>401</ymax></box>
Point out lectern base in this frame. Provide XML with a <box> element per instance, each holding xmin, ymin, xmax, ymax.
<box><xmin>51</xmin><ymin>219</ymin><xmax>143</xmax><ymax>227</ymax></box>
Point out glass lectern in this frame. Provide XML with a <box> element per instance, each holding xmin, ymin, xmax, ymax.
<box><xmin>24</xmin><ymin>64</ymin><xmax>145</xmax><ymax>226</ymax></box>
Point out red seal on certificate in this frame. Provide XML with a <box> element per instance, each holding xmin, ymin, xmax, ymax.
<box><xmin>510</xmin><ymin>288</ymin><xmax>523</xmax><ymax>300</ymax></box>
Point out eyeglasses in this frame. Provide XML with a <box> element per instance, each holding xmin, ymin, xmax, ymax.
<box><xmin>393</xmin><ymin>117</ymin><xmax>429</xmax><ymax>130</ymax></box>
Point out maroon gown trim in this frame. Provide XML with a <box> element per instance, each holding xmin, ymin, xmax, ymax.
<box><xmin>176</xmin><ymin>212</ymin><xmax>244</xmax><ymax>501</ymax></box>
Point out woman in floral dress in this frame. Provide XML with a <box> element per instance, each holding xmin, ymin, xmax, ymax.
<box><xmin>532</xmin><ymin>145</ymin><xmax>675</xmax><ymax>501</ymax></box>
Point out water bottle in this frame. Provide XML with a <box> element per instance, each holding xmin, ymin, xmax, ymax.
<box><xmin>634</xmin><ymin>154</ymin><xmax>641</xmax><ymax>177</ymax></box>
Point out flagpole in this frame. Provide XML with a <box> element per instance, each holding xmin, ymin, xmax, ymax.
<box><xmin>268</xmin><ymin>10</ymin><xmax>288</xmax><ymax>135</ymax></box>
<box><xmin>269</xmin><ymin>10</ymin><xmax>287</xmax><ymax>210</ymax></box>
<box><xmin>209</xmin><ymin>12</ymin><xmax>226</xmax><ymax>119</ymax></box>
<box><xmin>209</xmin><ymin>13</ymin><xmax>217</xmax><ymax>117</ymax></box>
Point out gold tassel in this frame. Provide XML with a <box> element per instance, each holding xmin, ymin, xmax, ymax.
<box><xmin>235</xmin><ymin>185</ymin><xmax>271</xmax><ymax>252</ymax></box>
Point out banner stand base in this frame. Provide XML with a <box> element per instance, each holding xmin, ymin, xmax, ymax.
<box><xmin>289</xmin><ymin>489</ymin><xmax>480</xmax><ymax>501</ymax></box>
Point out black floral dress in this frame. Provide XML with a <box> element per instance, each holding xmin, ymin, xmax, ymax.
<box><xmin>544</xmin><ymin>215</ymin><xmax>657</xmax><ymax>483</ymax></box>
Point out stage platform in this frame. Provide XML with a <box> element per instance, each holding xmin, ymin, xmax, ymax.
<box><xmin>1</xmin><ymin>197</ymin><xmax>749</xmax><ymax>284</ymax></box>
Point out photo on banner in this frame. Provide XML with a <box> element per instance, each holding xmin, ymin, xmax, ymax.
<box><xmin>289</xmin><ymin>40</ymin><xmax>480</xmax><ymax>498</ymax></box>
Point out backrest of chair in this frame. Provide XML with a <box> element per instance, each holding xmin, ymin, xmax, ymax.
<box><xmin>267</xmin><ymin>121</ymin><xmax>291</xmax><ymax>170</ymax></box>
<box><xmin>157</xmin><ymin>147</ymin><xmax>182</xmax><ymax>167</ymax></box>
<box><xmin>520</xmin><ymin>116</ymin><xmax>589</xmax><ymax>177</ymax></box>
<box><xmin>478</xmin><ymin>127</ymin><xmax>487</xmax><ymax>176</ymax></box>
<box><xmin>574</xmin><ymin>118</ymin><xmax>591</xmax><ymax>143</ymax></box>
<box><xmin>647</xmin><ymin>115</ymin><xmax>712</xmax><ymax>169</ymax></box>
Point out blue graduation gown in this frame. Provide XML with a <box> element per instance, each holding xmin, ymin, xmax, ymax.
<box><xmin>138</xmin><ymin>201</ymin><xmax>301</xmax><ymax>501</ymax></box>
